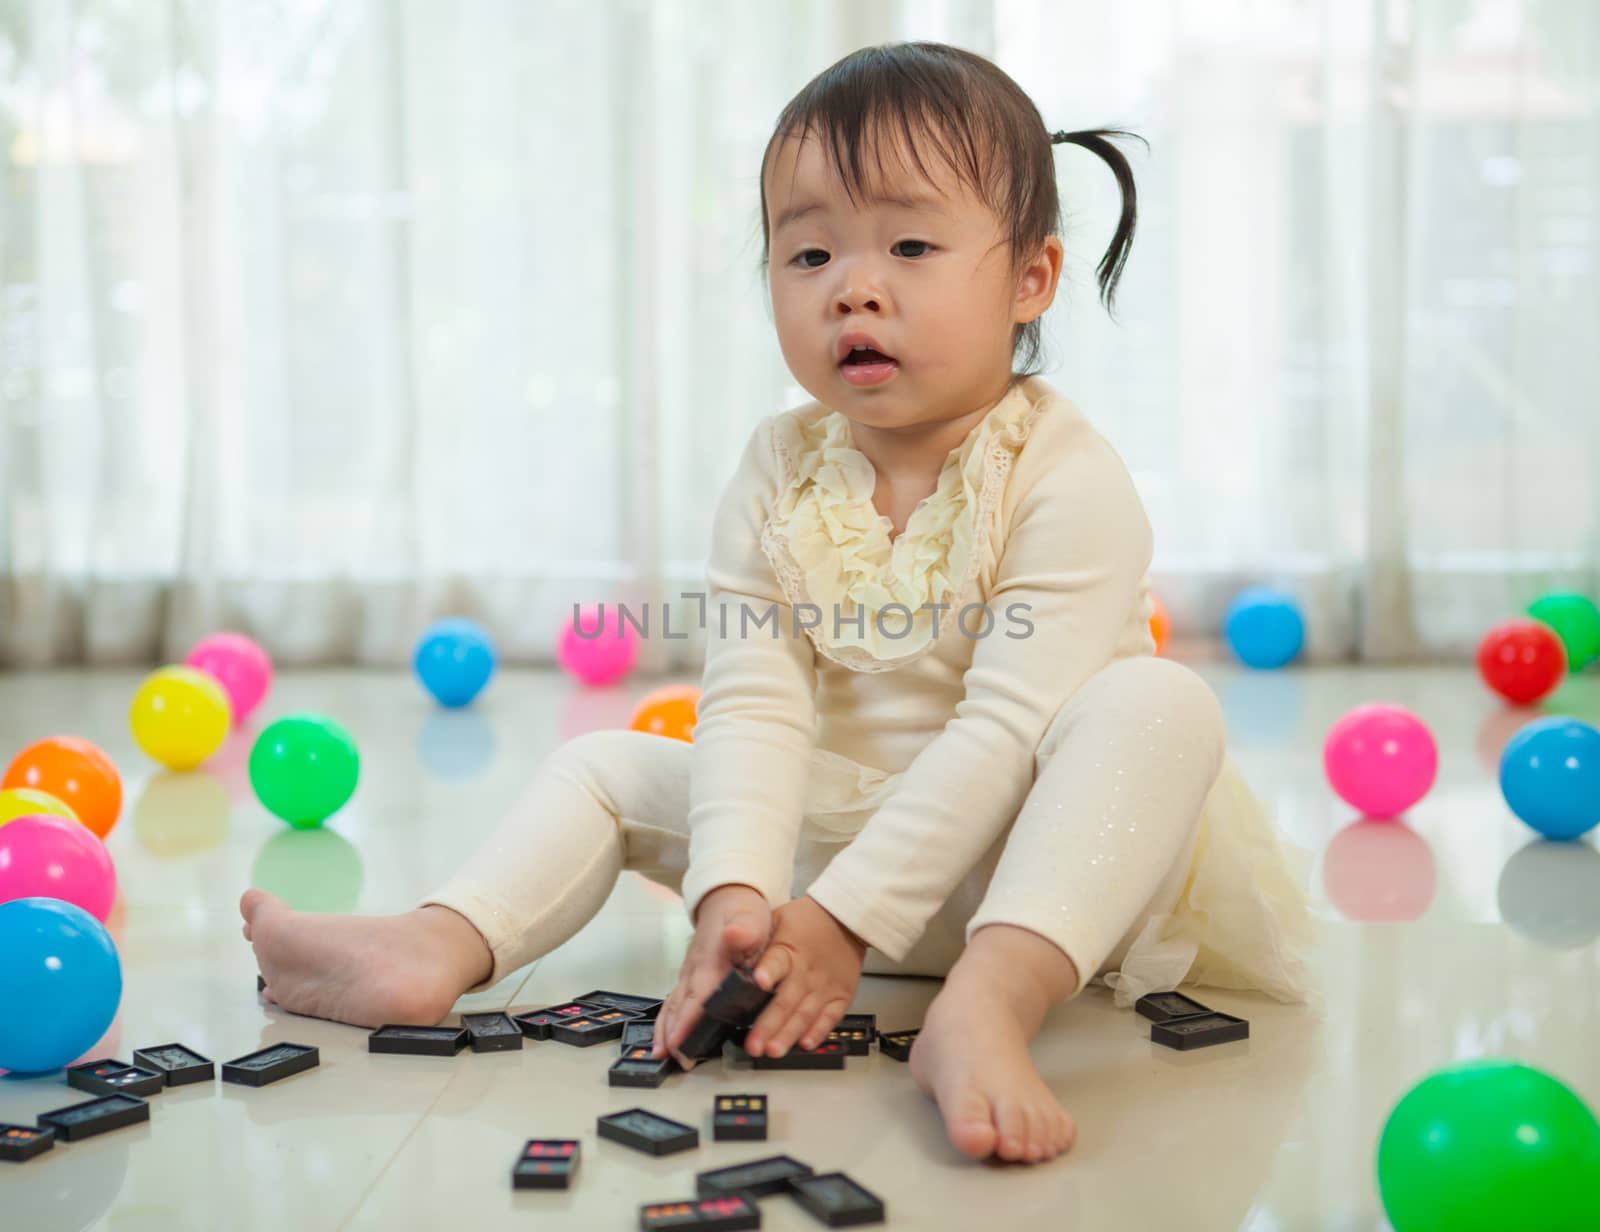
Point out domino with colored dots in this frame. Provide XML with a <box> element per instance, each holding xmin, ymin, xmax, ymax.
<box><xmin>639</xmin><ymin>1193</ymin><xmax>761</xmax><ymax>1230</ymax></box>
<box><xmin>0</xmin><ymin>1123</ymin><xmax>55</xmax><ymax>1163</ymax></box>
<box><xmin>552</xmin><ymin>1008</ymin><xmax>636</xmax><ymax>1047</ymax></box>
<box><xmin>877</xmin><ymin>1029</ymin><xmax>918</xmax><ymax>1062</ymax></box>
<box><xmin>609</xmin><ymin>1044</ymin><xmax>678</xmax><ymax>1088</ymax></box>
<box><xmin>712</xmin><ymin>1094</ymin><xmax>767</xmax><ymax>1142</ymax></box>
<box><xmin>66</xmin><ymin>1058</ymin><xmax>164</xmax><ymax>1099</ymax></box>
<box><xmin>511</xmin><ymin>1139</ymin><xmax>580</xmax><ymax>1190</ymax></box>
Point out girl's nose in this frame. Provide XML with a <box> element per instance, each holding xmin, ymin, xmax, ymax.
<box><xmin>834</xmin><ymin>286</ymin><xmax>883</xmax><ymax>315</ymax></box>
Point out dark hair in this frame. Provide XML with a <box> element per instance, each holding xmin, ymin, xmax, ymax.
<box><xmin>757</xmin><ymin>42</ymin><xmax>1144</xmax><ymax>375</ymax></box>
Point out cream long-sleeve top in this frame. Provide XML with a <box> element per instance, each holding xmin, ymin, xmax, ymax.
<box><xmin>681</xmin><ymin>374</ymin><xmax>1157</xmax><ymax>962</ymax></box>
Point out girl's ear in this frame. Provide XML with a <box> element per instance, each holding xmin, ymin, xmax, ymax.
<box><xmin>1013</xmin><ymin>236</ymin><xmax>1064</xmax><ymax>325</ymax></box>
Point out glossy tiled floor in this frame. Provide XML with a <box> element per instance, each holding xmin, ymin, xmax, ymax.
<box><xmin>1</xmin><ymin>659</ymin><xmax>1597</xmax><ymax>1231</ymax></box>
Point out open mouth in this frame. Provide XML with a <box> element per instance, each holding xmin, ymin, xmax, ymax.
<box><xmin>840</xmin><ymin>346</ymin><xmax>896</xmax><ymax>366</ymax></box>
<box><xmin>838</xmin><ymin>345</ymin><xmax>899</xmax><ymax>387</ymax></box>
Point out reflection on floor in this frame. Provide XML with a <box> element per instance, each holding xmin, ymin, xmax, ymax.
<box><xmin>0</xmin><ymin>662</ymin><xmax>1596</xmax><ymax>1231</ymax></box>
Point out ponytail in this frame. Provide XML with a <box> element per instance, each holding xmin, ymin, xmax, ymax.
<box><xmin>1049</xmin><ymin>128</ymin><xmax>1146</xmax><ymax>315</ymax></box>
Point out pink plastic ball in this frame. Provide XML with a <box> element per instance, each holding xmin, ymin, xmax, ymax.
<box><xmin>556</xmin><ymin>604</ymin><xmax>640</xmax><ymax>687</ymax></box>
<box><xmin>1323</xmin><ymin>703</ymin><xmax>1439</xmax><ymax>818</ymax></box>
<box><xmin>0</xmin><ymin>813</ymin><xmax>118</xmax><ymax>922</ymax></box>
<box><xmin>186</xmin><ymin>632</ymin><xmax>273</xmax><ymax>726</ymax></box>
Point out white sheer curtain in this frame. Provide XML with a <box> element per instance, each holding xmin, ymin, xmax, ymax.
<box><xmin>1</xmin><ymin>0</ymin><xmax>1595</xmax><ymax>669</ymax></box>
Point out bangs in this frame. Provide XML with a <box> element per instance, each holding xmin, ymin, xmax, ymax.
<box><xmin>759</xmin><ymin>44</ymin><xmax>1037</xmax><ymax>260</ymax></box>
<box><xmin>764</xmin><ymin>101</ymin><xmax>1008</xmax><ymax>228</ymax></box>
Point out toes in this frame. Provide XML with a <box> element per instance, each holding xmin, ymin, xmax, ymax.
<box><xmin>240</xmin><ymin>889</ymin><xmax>282</xmax><ymax>936</ymax></box>
<box><xmin>994</xmin><ymin>1098</ymin><xmax>1030</xmax><ymax>1162</ymax></box>
<box><xmin>1019</xmin><ymin>1103</ymin><xmax>1043</xmax><ymax>1162</ymax></box>
<box><xmin>1047</xmin><ymin>1107</ymin><xmax>1073</xmax><ymax>1156</ymax></box>
<box><xmin>1023</xmin><ymin>1110</ymin><xmax>1047</xmax><ymax>1163</ymax></box>
<box><xmin>944</xmin><ymin>1088</ymin><xmax>999</xmax><ymax>1160</ymax></box>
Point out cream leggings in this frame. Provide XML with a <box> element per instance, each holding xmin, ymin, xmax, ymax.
<box><xmin>424</xmin><ymin>657</ymin><xmax>1226</xmax><ymax>991</ymax></box>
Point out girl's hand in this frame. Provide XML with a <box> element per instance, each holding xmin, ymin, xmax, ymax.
<box><xmin>653</xmin><ymin>883</ymin><xmax>771</xmax><ymax>1069</ymax></box>
<box><xmin>744</xmin><ymin>895</ymin><xmax>867</xmax><ymax>1058</ymax></box>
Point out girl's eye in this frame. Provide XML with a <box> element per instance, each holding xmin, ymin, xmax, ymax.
<box><xmin>790</xmin><ymin>241</ymin><xmax>932</xmax><ymax>268</ymax></box>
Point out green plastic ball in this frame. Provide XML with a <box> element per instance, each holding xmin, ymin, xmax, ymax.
<box><xmin>1528</xmin><ymin>592</ymin><xmax>1600</xmax><ymax>672</ymax></box>
<box><xmin>248</xmin><ymin>714</ymin><xmax>360</xmax><ymax>829</ymax></box>
<box><xmin>1376</xmin><ymin>1059</ymin><xmax>1600</xmax><ymax>1232</ymax></box>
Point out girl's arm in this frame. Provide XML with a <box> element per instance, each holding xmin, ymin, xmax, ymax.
<box><xmin>681</xmin><ymin>417</ymin><xmax>819</xmax><ymax>920</ymax></box>
<box><xmin>803</xmin><ymin>419</ymin><xmax>1153</xmax><ymax>961</ymax></box>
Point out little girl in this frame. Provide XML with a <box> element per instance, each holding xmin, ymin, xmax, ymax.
<box><xmin>241</xmin><ymin>42</ymin><xmax>1311</xmax><ymax>1166</ymax></box>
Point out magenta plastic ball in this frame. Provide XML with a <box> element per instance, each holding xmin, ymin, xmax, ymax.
<box><xmin>0</xmin><ymin>813</ymin><xmax>118</xmax><ymax>923</ymax></box>
<box><xmin>556</xmin><ymin>605</ymin><xmax>640</xmax><ymax>686</ymax></box>
<box><xmin>1324</xmin><ymin>703</ymin><xmax>1439</xmax><ymax>818</ymax></box>
<box><xmin>185</xmin><ymin>632</ymin><xmax>273</xmax><ymax>726</ymax></box>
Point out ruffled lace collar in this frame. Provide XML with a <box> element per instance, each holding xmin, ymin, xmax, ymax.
<box><xmin>760</xmin><ymin>379</ymin><xmax>1043</xmax><ymax>672</ymax></box>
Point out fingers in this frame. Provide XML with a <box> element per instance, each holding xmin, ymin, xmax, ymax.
<box><xmin>763</xmin><ymin>991</ymin><xmax>823</xmax><ymax>1058</ymax></box>
<box><xmin>651</xmin><ymin>993</ymin><xmax>679</xmax><ymax>1059</ymax></box>
<box><xmin>720</xmin><ymin>910</ymin><xmax>769</xmax><ymax>968</ymax></box>
<box><xmin>797</xmin><ymin>997</ymin><xmax>849</xmax><ymax>1052</ymax></box>
<box><xmin>752</xmin><ymin>942</ymin><xmax>792</xmax><ymax>992</ymax></box>
<box><xmin>656</xmin><ymin>998</ymin><xmax>704</xmax><ymax>1070</ymax></box>
<box><xmin>746</xmin><ymin>951</ymin><xmax>809</xmax><ymax>1055</ymax></box>
<box><xmin>745</xmin><ymin>975</ymin><xmax>798</xmax><ymax>1054</ymax></box>
<box><xmin>657</xmin><ymin>948</ymin><xmax>730</xmax><ymax>1067</ymax></box>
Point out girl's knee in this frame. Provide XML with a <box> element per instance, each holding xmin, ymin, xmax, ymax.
<box><xmin>1041</xmin><ymin>656</ymin><xmax>1225</xmax><ymax>768</ymax></box>
<box><xmin>546</xmin><ymin>727</ymin><xmax>686</xmax><ymax>791</ymax></box>
<box><xmin>552</xmin><ymin>727</ymin><xmax>679</xmax><ymax>766</ymax></box>
<box><xmin>1126</xmin><ymin>656</ymin><xmax>1224</xmax><ymax>751</ymax></box>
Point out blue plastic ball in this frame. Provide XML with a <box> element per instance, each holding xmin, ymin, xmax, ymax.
<box><xmin>0</xmin><ymin>897</ymin><xmax>122</xmax><ymax>1074</ymax></box>
<box><xmin>1499</xmin><ymin>717</ymin><xmax>1600</xmax><ymax>841</ymax></box>
<box><xmin>413</xmin><ymin>618</ymin><xmax>496</xmax><ymax>708</ymax></box>
<box><xmin>1224</xmin><ymin>587</ymin><xmax>1306</xmax><ymax>669</ymax></box>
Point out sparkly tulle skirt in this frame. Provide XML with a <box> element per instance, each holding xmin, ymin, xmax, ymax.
<box><xmin>1101</xmin><ymin>755</ymin><xmax>1316</xmax><ymax>1007</ymax></box>
<box><xmin>799</xmin><ymin>747</ymin><xmax>1317</xmax><ymax>1006</ymax></box>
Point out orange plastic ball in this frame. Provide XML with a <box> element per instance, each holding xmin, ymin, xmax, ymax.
<box><xmin>1149</xmin><ymin>594</ymin><xmax>1171</xmax><ymax>657</ymax></box>
<box><xmin>3</xmin><ymin>736</ymin><xmax>124</xmax><ymax>839</ymax></box>
<box><xmin>628</xmin><ymin>685</ymin><xmax>701</xmax><ymax>743</ymax></box>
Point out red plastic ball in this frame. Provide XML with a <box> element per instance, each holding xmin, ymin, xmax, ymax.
<box><xmin>1477</xmin><ymin>619</ymin><xmax>1567</xmax><ymax>706</ymax></box>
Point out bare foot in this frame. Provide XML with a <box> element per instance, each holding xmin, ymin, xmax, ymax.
<box><xmin>241</xmin><ymin>889</ymin><xmax>493</xmax><ymax>1029</ymax></box>
<box><xmin>909</xmin><ymin>926</ymin><xmax>1079</xmax><ymax>1164</ymax></box>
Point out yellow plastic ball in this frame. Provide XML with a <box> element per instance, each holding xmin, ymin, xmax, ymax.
<box><xmin>129</xmin><ymin>666</ymin><xmax>232</xmax><ymax>770</ymax></box>
<box><xmin>0</xmin><ymin>786</ymin><xmax>80</xmax><ymax>828</ymax></box>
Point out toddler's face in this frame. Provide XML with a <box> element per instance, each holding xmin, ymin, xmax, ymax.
<box><xmin>764</xmin><ymin>127</ymin><xmax>1056</xmax><ymax>428</ymax></box>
